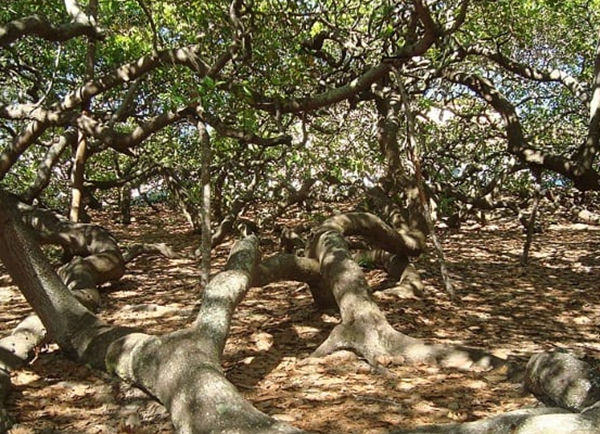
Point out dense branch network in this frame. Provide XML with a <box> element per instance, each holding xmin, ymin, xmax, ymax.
<box><xmin>1</xmin><ymin>1</ymin><xmax>600</xmax><ymax>433</ymax></box>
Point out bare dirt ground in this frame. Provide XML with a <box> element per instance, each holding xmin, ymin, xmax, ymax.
<box><xmin>1</xmin><ymin>204</ymin><xmax>599</xmax><ymax>434</ymax></box>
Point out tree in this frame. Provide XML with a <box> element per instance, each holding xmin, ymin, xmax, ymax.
<box><xmin>2</xmin><ymin>0</ymin><xmax>600</xmax><ymax>433</ymax></box>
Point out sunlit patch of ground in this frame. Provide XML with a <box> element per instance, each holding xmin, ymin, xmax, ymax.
<box><xmin>1</xmin><ymin>205</ymin><xmax>599</xmax><ymax>433</ymax></box>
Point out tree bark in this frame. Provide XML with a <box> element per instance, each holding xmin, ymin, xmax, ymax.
<box><xmin>448</xmin><ymin>71</ymin><xmax>600</xmax><ymax>191</ymax></box>
<box><xmin>0</xmin><ymin>13</ymin><xmax>103</xmax><ymax>45</ymax></box>
<box><xmin>395</xmin><ymin>79</ymin><xmax>455</xmax><ymax>299</ymax></box>
<box><xmin>525</xmin><ymin>351</ymin><xmax>600</xmax><ymax>412</ymax></box>
<box><xmin>5</xmin><ymin>196</ymin><xmax>597</xmax><ymax>434</ymax></box>
<box><xmin>253</xmin><ymin>253</ymin><xmax>336</xmax><ymax>310</ymax></box>
<box><xmin>307</xmin><ymin>213</ymin><xmax>505</xmax><ymax>369</ymax></box>
<box><xmin>0</xmin><ymin>191</ymin><xmax>312</xmax><ymax>434</ymax></box>
<box><xmin>119</xmin><ymin>184</ymin><xmax>132</xmax><ymax>225</ymax></box>
<box><xmin>0</xmin><ymin>191</ymin><xmax>128</xmax><ymax>428</ymax></box>
<box><xmin>108</xmin><ymin>236</ymin><xmax>305</xmax><ymax>434</ymax></box>
<box><xmin>70</xmin><ymin>4</ymin><xmax>96</xmax><ymax>223</ymax></box>
<box><xmin>16</xmin><ymin>200</ymin><xmax>126</xmax><ymax>293</ymax></box>
<box><xmin>314</xmin><ymin>212</ymin><xmax>426</xmax><ymax>257</ymax></box>
<box><xmin>353</xmin><ymin>248</ymin><xmax>424</xmax><ymax>297</ymax></box>
<box><xmin>0</xmin><ymin>315</ymin><xmax>46</xmax><ymax>431</ymax></box>
<box><xmin>69</xmin><ymin>132</ymin><xmax>87</xmax><ymax>222</ymax></box>
<box><xmin>520</xmin><ymin>173</ymin><xmax>543</xmax><ymax>267</ymax></box>
<box><xmin>197</xmin><ymin>118</ymin><xmax>212</xmax><ymax>286</ymax></box>
<box><xmin>0</xmin><ymin>121</ymin><xmax>45</xmax><ymax>180</ymax></box>
<box><xmin>20</xmin><ymin>131</ymin><xmax>73</xmax><ymax>203</ymax></box>
<box><xmin>160</xmin><ymin>167</ymin><xmax>201</xmax><ymax>231</ymax></box>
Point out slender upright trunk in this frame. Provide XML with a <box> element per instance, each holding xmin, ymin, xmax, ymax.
<box><xmin>521</xmin><ymin>170</ymin><xmax>543</xmax><ymax>266</ymax></box>
<box><xmin>70</xmin><ymin>0</ymin><xmax>97</xmax><ymax>222</ymax></box>
<box><xmin>396</xmin><ymin>77</ymin><xmax>456</xmax><ymax>300</ymax></box>
<box><xmin>197</xmin><ymin>116</ymin><xmax>212</xmax><ymax>286</ymax></box>
<box><xmin>119</xmin><ymin>185</ymin><xmax>132</xmax><ymax>224</ymax></box>
<box><xmin>374</xmin><ymin>84</ymin><xmax>402</xmax><ymax>187</ymax></box>
<box><xmin>69</xmin><ymin>133</ymin><xmax>87</xmax><ymax>222</ymax></box>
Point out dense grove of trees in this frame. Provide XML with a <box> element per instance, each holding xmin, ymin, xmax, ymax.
<box><xmin>1</xmin><ymin>1</ymin><xmax>600</xmax><ymax>433</ymax></box>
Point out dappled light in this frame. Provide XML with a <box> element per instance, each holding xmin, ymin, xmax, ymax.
<box><xmin>1</xmin><ymin>206</ymin><xmax>599</xmax><ymax>433</ymax></box>
<box><xmin>3</xmin><ymin>1</ymin><xmax>600</xmax><ymax>433</ymax></box>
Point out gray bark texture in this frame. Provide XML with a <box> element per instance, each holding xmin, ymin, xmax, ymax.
<box><xmin>0</xmin><ymin>193</ymin><xmax>180</xmax><ymax>431</ymax></box>
<box><xmin>391</xmin><ymin>406</ymin><xmax>600</xmax><ymax>434</ymax></box>
<box><xmin>2</xmin><ymin>197</ymin><xmax>600</xmax><ymax>434</ymax></box>
<box><xmin>0</xmin><ymin>192</ymin><xmax>312</xmax><ymax>434</ymax></box>
<box><xmin>306</xmin><ymin>212</ymin><xmax>505</xmax><ymax>369</ymax></box>
<box><xmin>525</xmin><ymin>350</ymin><xmax>600</xmax><ymax>412</ymax></box>
<box><xmin>391</xmin><ymin>351</ymin><xmax>600</xmax><ymax>434</ymax></box>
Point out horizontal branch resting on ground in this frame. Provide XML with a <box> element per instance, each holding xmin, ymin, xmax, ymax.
<box><xmin>307</xmin><ymin>212</ymin><xmax>506</xmax><ymax>370</ymax></box>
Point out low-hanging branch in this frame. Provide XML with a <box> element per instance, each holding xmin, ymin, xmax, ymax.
<box><xmin>0</xmin><ymin>14</ymin><xmax>104</xmax><ymax>46</ymax></box>
<box><xmin>447</xmin><ymin>71</ymin><xmax>600</xmax><ymax>191</ymax></box>
<box><xmin>462</xmin><ymin>44</ymin><xmax>588</xmax><ymax>104</ymax></box>
<box><xmin>0</xmin><ymin>193</ymin><xmax>310</xmax><ymax>433</ymax></box>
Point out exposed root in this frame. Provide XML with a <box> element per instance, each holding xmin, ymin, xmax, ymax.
<box><xmin>308</xmin><ymin>213</ymin><xmax>506</xmax><ymax>371</ymax></box>
<box><xmin>123</xmin><ymin>242</ymin><xmax>182</xmax><ymax>263</ymax></box>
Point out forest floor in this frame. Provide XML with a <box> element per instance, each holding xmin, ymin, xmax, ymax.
<box><xmin>1</xmin><ymin>203</ymin><xmax>600</xmax><ymax>434</ymax></box>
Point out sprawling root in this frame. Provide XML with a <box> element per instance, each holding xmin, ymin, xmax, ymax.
<box><xmin>0</xmin><ymin>198</ymin><xmax>128</xmax><ymax>428</ymax></box>
<box><xmin>0</xmin><ymin>315</ymin><xmax>46</xmax><ymax>430</ymax></box>
<box><xmin>2</xmin><ymin>191</ymin><xmax>311</xmax><ymax>434</ymax></box>
<box><xmin>525</xmin><ymin>351</ymin><xmax>600</xmax><ymax>411</ymax></box>
<box><xmin>307</xmin><ymin>212</ymin><xmax>505</xmax><ymax>370</ymax></box>
<box><xmin>353</xmin><ymin>248</ymin><xmax>424</xmax><ymax>297</ymax></box>
<box><xmin>122</xmin><ymin>242</ymin><xmax>182</xmax><ymax>263</ymax></box>
<box><xmin>4</xmin><ymin>202</ymin><xmax>598</xmax><ymax>434</ymax></box>
<box><xmin>0</xmin><ymin>196</ymin><xmax>179</xmax><ymax>429</ymax></box>
<box><xmin>300</xmin><ymin>212</ymin><xmax>600</xmax><ymax>433</ymax></box>
<box><xmin>253</xmin><ymin>253</ymin><xmax>336</xmax><ymax>309</ymax></box>
<box><xmin>105</xmin><ymin>236</ymin><xmax>310</xmax><ymax>434</ymax></box>
<box><xmin>313</xmin><ymin>212</ymin><xmax>426</xmax><ymax>257</ymax></box>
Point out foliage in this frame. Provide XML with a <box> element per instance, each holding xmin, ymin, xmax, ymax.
<box><xmin>1</xmin><ymin>0</ymin><xmax>600</xmax><ymax>220</ymax></box>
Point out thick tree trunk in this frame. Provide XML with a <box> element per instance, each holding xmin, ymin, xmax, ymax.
<box><xmin>366</xmin><ymin>186</ymin><xmax>429</xmax><ymax>251</ymax></box>
<box><xmin>207</xmin><ymin>194</ymin><xmax>252</xmax><ymax>249</ymax></box>
<box><xmin>0</xmin><ymin>192</ymin><xmax>312</xmax><ymax>434</ymax></box>
<box><xmin>0</xmin><ymin>192</ymin><xmax>127</xmax><ymax>428</ymax></box>
<box><xmin>110</xmin><ymin>237</ymin><xmax>307</xmax><ymax>434</ymax></box>
<box><xmin>314</xmin><ymin>212</ymin><xmax>426</xmax><ymax>257</ymax></box>
<box><xmin>6</xmin><ymin>196</ymin><xmax>597</xmax><ymax>434</ymax></box>
<box><xmin>525</xmin><ymin>351</ymin><xmax>600</xmax><ymax>412</ymax></box>
<box><xmin>70</xmin><ymin>0</ymin><xmax>96</xmax><ymax>223</ymax></box>
<box><xmin>307</xmin><ymin>212</ymin><xmax>505</xmax><ymax>369</ymax></box>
